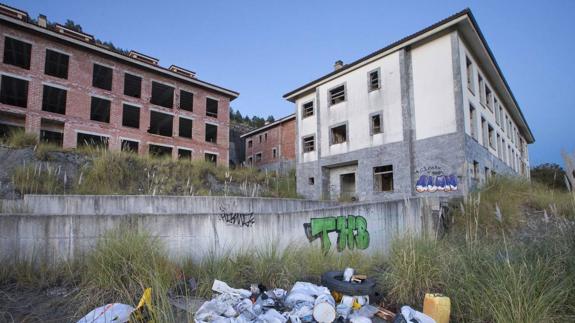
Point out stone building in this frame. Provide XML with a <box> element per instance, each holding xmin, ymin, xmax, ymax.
<box><xmin>283</xmin><ymin>9</ymin><xmax>534</xmax><ymax>201</ymax></box>
<box><xmin>241</xmin><ymin>114</ymin><xmax>296</xmax><ymax>173</ymax></box>
<box><xmin>0</xmin><ymin>3</ymin><xmax>238</xmax><ymax>165</ymax></box>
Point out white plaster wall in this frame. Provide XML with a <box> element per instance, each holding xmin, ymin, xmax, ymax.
<box><xmin>314</xmin><ymin>51</ymin><xmax>403</xmax><ymax>158</ymax></box>
<box><xmin>327</xmin><ymin>164</ymin><xmax>358</xmax><ymax>199</ymax></box>
<box><xmin>412</xmin><ymin>33</ymin><xmax>457</xmax><ymax>140</ymax></box>
<box><xmin>295</xmin><ymin>92</ymin><xmax>318</xmax><ymax>163</ymax></box>
<box><xmin>458</xmin><ymin>36</ymin><xmax>530</xmax><ymax>173</ymax></box>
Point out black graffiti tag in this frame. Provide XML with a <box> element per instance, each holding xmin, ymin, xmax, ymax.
<box><xmin>218</xmin><ymin>205</ymin><xmax>255</xmax><ymax>227</ymax></box>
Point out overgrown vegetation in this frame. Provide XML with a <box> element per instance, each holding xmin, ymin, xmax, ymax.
<box><xmin>0</xmin><ymin>128</ymin><xmax>38</xmax><ymax>148</ymax></box>
<box><xmin>3</xmin><ymin>134</ymin><xmax>298</xmax><ymax>198</ymax></box>
<box><xmin>230</xmin><ymin>107</ymin><xmax>276</xmax><ymax>129</ymax></box>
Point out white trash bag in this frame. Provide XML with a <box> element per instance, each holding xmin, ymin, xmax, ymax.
<box><xmin>76</xmin><ymin>303</ymin><xmax>135</xmax><ymax>323</ymax></box>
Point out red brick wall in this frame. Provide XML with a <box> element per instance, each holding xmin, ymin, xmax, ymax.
<box><xmin>245</xmin><ymin>117</ymin><xmax>295</xmax><ymax>167</ymax></box>
<box><xmin>0</xmin><ymin>23</ymin><xmax>232</xmax><ymax>165</ymax></box>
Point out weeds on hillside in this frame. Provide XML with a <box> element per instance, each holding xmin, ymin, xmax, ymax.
<box><xmin>1</xmin><ymin>129</ymin><xmax>38</xmax><ymax>148</ymax></box>
<box><xmin>12</xmin><ymin>163</ymin><xmax>65</xmax><ymax>195</ymax></box>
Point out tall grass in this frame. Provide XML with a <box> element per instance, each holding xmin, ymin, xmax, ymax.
<box><xmin>1</xmin><ymin>129</ymin><xmax>38</xmax><ymax>148</ymax></box>
<box><xmin>75</xmin><ymin>228</ymin><xmax>178</xmax><ymax>322</ymax></box>
<box><xmin>12</xmin><ymin>163</ymin><xmax>65</xmax><ymax>194</ymax></box>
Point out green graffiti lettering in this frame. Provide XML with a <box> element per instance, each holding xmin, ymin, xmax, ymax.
<box><xmin>306</xmin><ymin>215</ymin><xmax>370</xmax><ymax>251</ymax></box>
<box><xmin>310</xmin><ymin>217</ymin><xmax>336</xmax><ymax>250</ymax></box>
<box><xmin>355</xmin><ymin>216</ymin><xmax>370</xmax><ymax>250</ymax></box>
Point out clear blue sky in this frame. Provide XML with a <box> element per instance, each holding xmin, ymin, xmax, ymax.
<box><xmin>8</xmin><ymin>0</ymin><xmax>574</xmax><ymax>166</ymax></box>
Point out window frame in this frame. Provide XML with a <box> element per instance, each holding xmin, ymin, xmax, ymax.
<box><xmin>373</xmin><ymin>165</ymin><xmax>394</xmax><ymax>192</ymax></box>
<box><xmin>123</xmin><ymin>73</ymin><xmax>142</xmax><ymax>98</ymax></box>
<box><xmin>302</xmin><ymin>135</ymin><xmax>315</xmax><ymax>153</ymax></box>
<box><xmin>367</xmin><ymin>68</ymin><xmax>381</xmax><ymax>92</ymax></box>
<box><xmin>179</xmin><ymin>89</ymin><xmax>194</xmax><ymax>112</ymax></box>
<box><xmin>41</xmin><ymin>84</ymin><xmax>67</xmax><ymax>115</ymax></box>
<box><xmin>178</xmin><ymin>116</ymin><xmax>193</xmax><ymax>139</ymax></box>
<box><xmin>122</xmin><ymin>103</ymin><xmax>140</xmax><ymax>129</ymax></box>
<box><xmin>44</xmin><ymin>49</ymin><xmax>69</xmax><ymax>79</ymax></box>
<box><xmin>369</xmin><ymin>111</ymin><xmax>383</xmax><ymax>135</ymax></box>
<box><xmin>206</xmin><ymin>97</ymin><xmax>219</xmax><ymax>118</ymax></box>
<box><xmin>329</xmin><ymin>122</ymin><xmax>348</xmax><ymax>145</ymax></box>
<box><xmin>92</xmin><ymin>63</ymin><xmax>113</xmax><ymax>91</ymax></box>
<box><xmin>0</xmin><ymin>74</ymin><xmax>29</xmax><ymax>108</ymax></box>
<box><xmin>3</xmin><ymin>36</ymin><xmax>32</xmax><ymax>70</ymax></box>
<box><xmin>150</xmin><ymin>81</ymin><xmax>175</xmax><ymax>108</ymax></box>
<box><xmin>328</xmin><ymin>83</ymin><xmax>347</xmax><ymax>106</ymax></box>
<box><xmin>302</xmin><ymin>100</ymin><xmax>314</xmax><ymax>118</ymax></box>
<box><xmin>90</xmin><ymin>96</ymin><xmax>111</xmax><ymax>123</ymax></box>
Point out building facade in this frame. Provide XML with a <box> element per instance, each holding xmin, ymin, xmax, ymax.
<box><xmin>241</xmin><ymin>114</ymin><xmax>296</xmax><ymax>173</ymax></box>
<box><xmin>0</xmin><ymin>4</ymin><xmax>238</xmax><ymax>165</ymax></box>
<box><xmin>284</xmin><ymin>9</ymin><xmax>534</xmax><ymax>201</ymax></box>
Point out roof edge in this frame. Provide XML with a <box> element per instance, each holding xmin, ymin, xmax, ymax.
<box><xmin>240</xmin><ymin>113</ymin><xmax>296</xmax><ymax>138</ymax></box>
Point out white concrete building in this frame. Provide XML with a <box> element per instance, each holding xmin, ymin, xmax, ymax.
<box><xmin>284</xmin><ymin>9</ymin><xmax>534</xmax><ymax>201</ymax></box>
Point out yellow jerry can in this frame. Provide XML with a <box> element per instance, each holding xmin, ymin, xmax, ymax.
<box><xmin>423</xmin><ymin>293</ymin><xmax>450</xmax><ymax>323</ymax></box>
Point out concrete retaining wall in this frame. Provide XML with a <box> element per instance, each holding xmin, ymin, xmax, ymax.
<box><xmin>0</xmin><ymin>196</ymin><xmax>436</xmax><ymax>265</ymax></box>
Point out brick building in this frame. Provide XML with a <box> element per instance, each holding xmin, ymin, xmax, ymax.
<box><xmin>0</xmin><ymin>4</ymin><xmax>238</xmax><ymax>165</ymax></box>
<box><xmin>241</xmin><ymin>114</ymin><xmax>296</xmax><ymax>173</ymax></box>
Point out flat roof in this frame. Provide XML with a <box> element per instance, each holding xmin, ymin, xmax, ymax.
<box><xmin>0</xmin><ymin>6</ymin><xmax>239</xmax><ymax>100</ymax></box>
<box><xmin>283</xmin><ymin>9</ymin><xmax>534</xmax><ymax>143</ymax></box>
<box><xmin>240</xmin><ymin>113</ymin><xmax>296</xmax><ymax>138</ymax></box>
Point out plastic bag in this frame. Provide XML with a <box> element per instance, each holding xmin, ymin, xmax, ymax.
<box><xmin>343</xmin><ymin>268</ymin><xmax>354</xmax><ymax>282</ymax></box>
<box><xmin>285</xmin><ymin>282</ymin><xmax>330</xmax><ymax>307</ymax></box>
<box><xmin>400</xmin><ymin>306</ymin><xmax>436</xmax><ymax>323</ymax></box>
<box><xmin>256</xmin><ymin>309</ymin><xmax>287</xmax><ymax>323</ymax></box>
<box><xmin>356</xmin><ymin>304</ymin><xmax>379</xmax><ymax>318</ymax></box>
<box><xmin>212</xmin><ymin>280</ymin><xmax>251</xmax><ymax>298</ymax></box>
<box><xmin>348</xmin><ymin>313</ymin><xmax>372</xmax><ymax>323</ymax></box>
<box><xmin>76</xmin><ymin>303</ymin><xmax>135</xmax><ymax>323</ymax></box>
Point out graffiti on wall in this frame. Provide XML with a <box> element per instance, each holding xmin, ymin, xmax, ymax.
<box><xmin>415</xmin><ymin>165</ymin><xmax>458</xmax><ymax>193</ymax></box>
<box><xmin>303</xmin><ymin>215</ymin><xmax>369</xmax><ymax>251</ymax></box>
<box><xmin>218</xmin><ymin>205</ymin><xmax>255</xmax><ymax>227</ymax></box>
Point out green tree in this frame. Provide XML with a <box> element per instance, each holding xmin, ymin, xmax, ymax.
<box><xmin>64</xmin><ymin>19</ymin><xmax>83</xmax><ymax>32</ymax></box>
<box><xmin>530</xmin><ymin>163</ymin><xmax>567</xmax><ymax>191</ymax></box>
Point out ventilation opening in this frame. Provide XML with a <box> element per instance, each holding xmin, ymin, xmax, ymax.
<box><xmin>148</xmin><ymin>111</ymin><xmax>173</xmax><ymax>137</ymax></box>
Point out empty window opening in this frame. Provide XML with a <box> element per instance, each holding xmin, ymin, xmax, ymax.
<box><xmin>122</xmin><ymin>104</ymin><xmax>140</xmax><ymax>128</ymax></box>
<box><xmin>264</xmin><ymin>133</ymin><xmax>268</xmax><ymax>142</ymax></box>
<box><xmin>259</xmin><ymin>134</ymin><xmax>262</xmax><ymax>143</ymax></box>
<box><xmin>0</xmin><ymin>111</ymin><xmax>25</xmax><ymax>138</ymax></box>
<box><xmin>272</xmin><ymin>148</ymin><xmax>277</xmax><ymax>159</ymax></box>
<box><xmin>473</xmin><ymin>161</ymin><xmax>479</xmax><ymax>180</ymax></box>
<box><xmin>329</xmin><ymin>85</ymin><xmax>346</xmax><ymax>105</ymax></box>
<box><xmin>205</xmin><ymin>153</ymin><xmax>217</xmax><ymax>164</ymax></box>
<box><xmin>485</xmin><ymin>167</ymin><xmax>491</xmax><ymax>181</ymax></box>
<box><xmin>488</xmin><ymin>124</ymin><xmax>495</xmax><ymax>149</ymax></box>
<box><xmin>180</xmin><ymin>90</ymin><xmax>193</xmax><ymax>111</ymax></box>
<box><xmin>485</xmin><ymin>86</ymin><xmax>493</xmax><ymax>111</ymax></box>
<box><xmin>206</xmin><ymin>98</ymin><xmax>218</xmax><ymax>117</ymax></box>
<box><xmin>92</xmin><ymin>64</ymin><xmax>112</xmax><ymax>90</ymax></box>
<box><xmin>330</xmin><ymin>124</ymin><xmax>347</xmax><ymax>145</ymax></box>
<box><xmin>255</xmin><ymin>152</ymin><xmax>262</xmax><ymax>163</ymax></box>
<box><xmin>45</xmin><ymin>49</ymin><xmax>69</xmax><ymax>79</ymax></box>
<box><xmin>148</xmin><ymin>110</ymin><xmax>173</xmax><ymax>137</ymax></box>
<box><xmin>205</xmin><ymin>123</ymin><xmax>217</xmax><ymax>143</ymax></box>
<box><xmin>121</xmin><ymin>140</ymin><xmax>138</xmax><ymax>153</ymax></box>
<box><xmin>3</xmin><ymin>37</ymin><xmax>31</xmax><ymax>69</ymax></box>
<box><xmin>151</xmin><ymin>81</ymin><xmax>174</xmax><ymax>108</ymax></box>
<box><xmin>178</xmin><ymin>148</ymin><xmax>192</xmax><ymax>160</ymax></box>
<box><xmin>40</xmin><ymin>119</ymin><xmax>64</xmax><ymax>146</ymax></box>
<box><xmin>123</xmin><ymin>73</ymin><xmax>141</xmax><ymax>98</ymax></box>
<box><xmin>77</xmin><ymin>132</ymin><xmax>108</xmax><ymax>149</ymax></box>
<box><xmin>481</xmin><ymin>117</ymin><xmax>487</xmax><ymax>147</ymax></box>
<box><xmin>374</xmin><ymin>165</ymin><xmax>393</xmax><ymax>192</ymax></box>
<box><xmin>90</xmin><ymin>97</ymin><xmax>110</xmax><ymax>123</ymax></box>
<box><xmin>340</xmin><ymin>173</ymin><xmax>356</xmax><ymax>198</ymax></box>
<box><xmin>42</xmin><ymin>85</ymin><xmax>67</xmax><ymax>114</ymax></box>
<box><xmin>247</xmin><ymin>139</ymin><xmax>253</xmax><ymax>148</ymax></box>
<box><xmin>247</xmin><ymin>156</ymin><xmax>253</xmax><ymax>165</ymax></box>
<box><xmin>469</xmin><ymin>104</ymin><xmax>477</xmax><ymax>140</ymax></box>
<box><xmin>302</xmin><ymin>101</ymin><xmax>314</xmax><ymax>118</ymax></box>
<box><xmin>466</xmin><ymin>56</ymin><xmax>474</xmax><ymax>91</ymax></box>
<box><xmin>371</xmin><ymin>114</ymin><xmax>382</xmax><ymax>135</ymax></box>
<box><xmin>179</xmin><ymin>117</ymin><xmax>193</xmax><ymax>138</ymax></box>
<box><xmin>497</xmin><ymin>134</ymin><xmax>502</xmax><ymax>158</ymax></box>
<box><xmin>308</xmin><ymin>177</ymin><xmax>315</xmax><ymax>185</ymax></box>
<box><xmin>149</xmin><ymin>144</ymin><xmax>172</xmax><ymax>158</ymax></box>
<box><xmin>0</xmin><ymin>75</ymin><xmax>28</xmax><ymax>108</ymax></box>
<box><xmin>368</xmin><ymin>70</ymin><xmax>380</xmax><ymax>91</ymax></box>
<box><xmin>303</xmin><ymin>136</ymin><xmax>315</xmax><ymax>152</ymax></box>
<box><xmin>478</xmin><ymin>75</ymin><xmax>485</xmax><ymax>105</ymax></box>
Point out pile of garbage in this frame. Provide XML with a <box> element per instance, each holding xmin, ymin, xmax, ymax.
<box><xmin>194</xmin><ymin>268</ymin><xmax>443</xmax><ymax>323</ymax></box>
